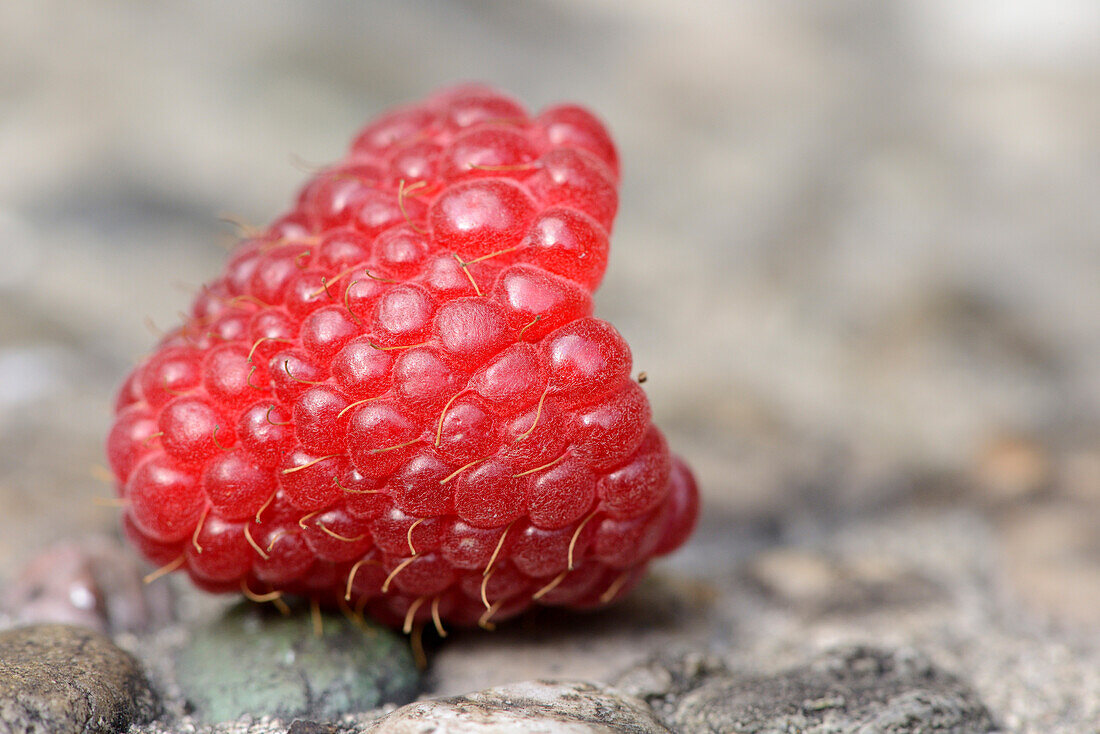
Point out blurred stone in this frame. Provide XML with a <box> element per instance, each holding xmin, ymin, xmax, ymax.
<box><xmin>0</xmin><ymin>623</ymin><xmax>160</xmax><ymax>734</ymax></box>
<box><xmin>3</xmin><ymin>543</ymin><xmax>102</xmax><ymax>631</ymax></box>
<box><xmin>618</xmin><ymin>646</ymin><xmax>994</xmax><ymax>734</ymax></box>
<box><xmin>1059</xmin><ymin>446</ymin><xmax>1100</xmax><ymax>503</ymax></box>
<box><xmin>1</xmin><ymin>536</ymin><xmax>174</xmax><ymax>635</ymax></box>
<box><xmin>175</xmin><ymin>602</ymin><xmax>418</xmax><ymax>723</ymax></box>
<box><xmin>971</xmin><ymin>434</ymin><xmax>1051</xmax><ymax>503</ymax></box>
<box><xmin>363</xmin><ymin>680</ymin><xmax>669</xmax><ymax>734</ymax></box>
<box><xmin>746</xmin><ymin>548</ymin><xmax>835</xmax><ymax>605</ymax></box>
<box><xmin>997</xmin><ymin>502</ymin><xmax>1100</xmax><ymax>628</ymax></box>
<box><xmin>744</xmin><ymin>547</ymin><xmax>944</xmax><ymax>616</ymax></box>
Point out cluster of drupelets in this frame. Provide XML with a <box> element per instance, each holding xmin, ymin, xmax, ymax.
<box><xmin>107</xmin><ymin>85</ymin><xmax>698</xmax><ymax>638</ymax></box>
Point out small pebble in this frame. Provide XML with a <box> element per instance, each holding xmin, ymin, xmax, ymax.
<box><xmin>0</xmin><ymin>623</ymin><xmax>160</xmax><ymax>734</ymax></box>
<box><xmin>175</xmin><ymin>602</ymin><xmax>419</xmax><ymax>723</ymax></box>
<box><xmin>363</xmin><ymin>679</ymin><xmax>669</xmax><ymax>733</ymax></box>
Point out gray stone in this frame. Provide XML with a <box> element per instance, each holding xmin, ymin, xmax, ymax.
<box><xmin>363</xmin><ymin>680</ymin><xmax>670</xmax><ymax>734</ymax></box>
<box><xmin>616</xmin><ymin>647</ymin><xmax>995</xmax><ymax>734</ymax></box>
<box><xmin>0</xmin><ymin>623</ymin><xmax>160</xmax><ymax>734</ymax></box>
<box><xmin>174</xmin><ymin>602</ymin><xmax>419</xmax><ymax>723</ymax></box>
<box><xmin>612</xmin><ymin>649</ymin><xmax>730</xmax><ymax>709</ymax></box>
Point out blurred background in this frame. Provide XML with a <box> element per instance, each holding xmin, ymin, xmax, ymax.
<box><xmin>1</xmin><ymin>0</ymin><xmax>1098</xmax><ymax>663</ymax></box>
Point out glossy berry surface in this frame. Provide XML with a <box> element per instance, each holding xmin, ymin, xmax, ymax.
<box><xmin>108</xmin><ymin>85</ymin><xmax>698</xmax><ymax>631</ymax></box>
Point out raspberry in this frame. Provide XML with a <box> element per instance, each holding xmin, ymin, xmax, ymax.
<box><xmin>107</xmin><ymin>84</ymin><xmax>699</xmax><ymax>632</ymax></box>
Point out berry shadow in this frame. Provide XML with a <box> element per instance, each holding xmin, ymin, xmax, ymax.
<box><xmin>425</xmin><ymin>570</ymin><xmax>718</xmax><ymax>652</ymax></box>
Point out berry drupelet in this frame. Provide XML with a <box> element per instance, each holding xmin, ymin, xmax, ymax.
<box><xmin>107</xmin><ymin>85</ymin><xmax>698</xmax><ymax>632</ymax></box>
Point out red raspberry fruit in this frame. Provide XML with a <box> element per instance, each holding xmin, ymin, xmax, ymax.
<box><xmin>107</xmin><ymin>85</ymin><xmax>698</xmax><ymax>632</ymax></box>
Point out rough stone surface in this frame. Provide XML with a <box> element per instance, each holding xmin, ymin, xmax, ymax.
<box><xmin>0</xmin><ymin>623</ymin><xmax>160</xmax><ymax>734</ymax></box>
<box><xmin>286</xmin><ymin>722</ymin><xmax>339</xmax><ymax>734</ymax></box>
<box><xmin>363</xmin><ymin>680</ymin><xmax>669</xmax><ymax>734</ymax></box>
<box><xmin>174</xmin><ymin>602</ymin><xmax>419</xmax><ymax>723</ymax></box>
<box><xmin>616</xmin><ymin>647</ymin><xmax>995</xmax><ymax>733</ymax></box>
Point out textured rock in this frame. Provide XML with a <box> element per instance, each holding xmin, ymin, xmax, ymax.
<box><xmin>612</xmin><ymin>649</ymin><xmax>729</xmax><ymax>712</ymax></box>
<box><xmin>616</xmin><ymin>646</ymin><xmax>995</xmax><ymax>733</ymax></box>
<box><xmin>0</xmin><ymin>623</ymin><xmax>160</xmax><ymax>734</ymax></box>
<box><xmin>174</xmin><ymin>602</ymin><xmax>418</xmax><ymax>723</ymax></box>
<box><xmin>286</xmin><ymin>722</ymin><xmax>339</xmax><ymax>734</ymax></box>
<box><xmin>363</xmin><ymin>680</ymin><xmax>669</xmax><ymax>733</ymax></box>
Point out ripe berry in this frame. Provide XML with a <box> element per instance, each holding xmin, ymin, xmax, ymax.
<box><xmin>108</xmin><ymin>85</ymin><xmax>699</xmax><ymax>632</ymax></box>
